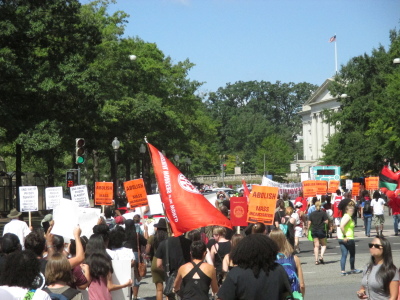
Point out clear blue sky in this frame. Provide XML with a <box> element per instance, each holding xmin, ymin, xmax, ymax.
<box><xmin>85</xmin><ymin>0</ymin><xmax>400</xmax><ymax>93</ymax></box>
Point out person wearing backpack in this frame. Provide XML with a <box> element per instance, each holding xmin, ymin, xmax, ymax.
<box><xmin>44</xmin><ymin>253</ymin><xmax>82</xmax><ymax>300</ymax></box>
<box><xmin>361</xmin><ymin>191</ymin><xmax>373</xmax><ymax>237</ymax></box>
<box><xmin>270</xmin><ymin>229</ymin><xmax>305</xmax><ymax>299</ymax></box>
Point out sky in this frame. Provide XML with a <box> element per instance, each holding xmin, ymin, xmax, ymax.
<box><xmin>83</xmin><ymin>0</ymin><xmax>400</xmax><ymax>93</ymax></box>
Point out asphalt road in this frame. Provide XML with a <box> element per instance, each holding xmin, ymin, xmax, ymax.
<box><xmin>135</xmin><ymin>210</ymin><xmax>400</xmax><ymax>300</ymax></box>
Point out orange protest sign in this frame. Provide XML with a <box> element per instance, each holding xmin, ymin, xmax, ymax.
<box><xmin>95</xmin><ymin>182</ymin><xmax>113</xmax><ymax>206</ymax></box>
<box><xmin>124</xmin><ymin>179</ymin><xmax>148</xmax><ymax>208</ymax></box>
<box><xmin>365</xmin><ymin>177</ymin><xmax>379</xmax><ymax>190</ymax></box>
<box><xmin>328</xmin><ymin>180</ymin><xmax>340</xmax><ymax>194</ymax></box>
<box><xmin>247</xmin><ymin>185</ymin><xmax>278</xmax><ymax>225</ymax></box>
<box><xmin>316</xmin><ymin>180</ymin><xmax>327</xmax><ymax>194</ymax></box>
<box><xmin>302</xmin><ymin>180</ymin><xmax>317</xmax><ymax>198</ymax></box>
<box><xmin>352</xmin><ymin>182</ymin><xmax>360</xmax><ymax>197</ymax></box>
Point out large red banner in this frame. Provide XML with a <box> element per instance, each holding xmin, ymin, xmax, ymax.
<box><xmin>148</xmin><ymin>143</ymin><xmax>232</xmax><ymax>235</ymax></box>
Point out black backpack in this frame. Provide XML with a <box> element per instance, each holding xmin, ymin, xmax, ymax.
<box><xmin>363</xmin><ymin>200</ymin><xmax>372</xmax><ymax>214</ymax></box>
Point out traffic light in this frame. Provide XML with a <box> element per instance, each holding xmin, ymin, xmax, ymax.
<box><xmin>66</xmin><ymin>171</ymin><xmax>75</xmax><ymax>187</ymax></box>
<box><xmin>75</xmin><ymin>138</ymin><xmax>85</xmax><ymax>164</ymax></box>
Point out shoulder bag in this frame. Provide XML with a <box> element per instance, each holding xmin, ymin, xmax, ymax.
<box><xmin>163</xmin><ymin>239</ymin><xmax>177</xmax><ymax>298</ymax></box>
<box><xmin>137</xmin><ymin>232</ymin><xmax>147</xmax><ymax>278</ymax></box>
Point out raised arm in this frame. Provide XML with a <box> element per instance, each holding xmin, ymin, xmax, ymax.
<box><xmin>107</xmin><ymin>272</ymin><xmax>132</xmax><ymax>291</ymax></box>
<box><xmin>68</xmin><ymin>226</ymin><xmax>84</xmax><ymax>268</ymax></box>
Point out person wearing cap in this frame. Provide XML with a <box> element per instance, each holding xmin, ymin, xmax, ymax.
<box><xmin>2</xmin><ymin>208</ymin><xmax>31</xmax><ymax>250</ymax></box>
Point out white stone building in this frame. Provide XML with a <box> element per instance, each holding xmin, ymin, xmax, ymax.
<box><xmin>293</xmin><ymin>78</ymin><xmax>341</xmax><ymax>176</ymax></box>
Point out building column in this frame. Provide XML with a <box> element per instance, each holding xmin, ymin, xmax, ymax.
<box><xmin>323</xmin><ymin>113</ymin><xmax>329</xmax><ymax>144</ymax></box>
<box><xmin>311</xmin><ymin>113</ymin><xmax>318</xmax><ymax>160</ymax></box>
<box><xmin>318</xmin><ymin>113</ymin><xmax>324</xmax><ymax>159</ymax></box>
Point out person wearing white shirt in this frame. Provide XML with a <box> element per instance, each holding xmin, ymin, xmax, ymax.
<box><xmin>371</xmin><ymin>191</ymin><xmax>386</xmax><ymax>237</ymax></box>
<box><xmin>2</xmin><ymin>208</ymin><xmax>31</xmax><ymax>250</ymax></box>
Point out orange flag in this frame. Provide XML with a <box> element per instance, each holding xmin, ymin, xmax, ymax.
<box><xmin>147</xmin><ymin>142</ymin><xmax>232</xmax><ymax>235</ymax></box>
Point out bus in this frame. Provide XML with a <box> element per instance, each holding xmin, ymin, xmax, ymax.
<box><xmin>310</xmin><ymin>165</ymin><xmax>341</xmax><ymax>181</ymax></box>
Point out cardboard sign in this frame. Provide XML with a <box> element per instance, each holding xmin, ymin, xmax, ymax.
<box><xmin>328</xmin><ymin>180</ymin><xmax>340</xmax><ymax>194</ymax></box>
<box><xmin>316</xmin><ymin>180</ymin><xmax>327</xmax><ymax>195</ymax></box>
<box><xmin>124</xmin><ymin>179</ymin><xmax>148</xmax><ymax>208</ymax></box>
<box><xmin>365</xmin><ymin>177</ymin><xmax>379</xmax><ymax>190</ymax></box>
<box><xmin>230</xmin><ymin>197</ymin><xmax>248</xmax><ymax>226</ymax></box>
<box><xmin>19</xmin><ymin>186</ymin><xmax>39</xmax><ymax>212</ymax></box>
<box><xmin>352</xmin><ymin>182</ymin><xmax>360</xmax><ymax>197</ymax></box>
<box><xmin>45</xmin><ymin>186</ymin><xmax>63</xmax><ymax>210</ymax></box>
<box><xmin>247</xmin><ymin>186</ymin><xmax>278</xmax><ymax>225</ymax></box>
<box><xmin>70</xmin><ymin>185</ymin><xmax>90</xmax><ymax>207</ymax></box>
<box><xmin>111</xmin><ymin>260</ymin><xmax>131</xmax><ymax>300</ymax></box>
<box><xmin>302</xmin><ymin>180</ymin><xmax>317</xmax><ymax>198</ymax></box>
<box><xmin>94</xmin><ymin>182</ymin><xmax>113</xmax><ymax>206</ymax></box>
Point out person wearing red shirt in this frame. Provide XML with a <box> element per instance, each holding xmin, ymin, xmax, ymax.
<box><xmin>387</xmin><ymin>191</ymin><xmax>400</xmax><ymax>236</ymax></box>
<box><xmin>333</xmin><ymin>190</ymin><xmax>343</xmax><ymax>234</ymax></box>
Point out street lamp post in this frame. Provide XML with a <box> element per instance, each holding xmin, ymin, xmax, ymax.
<box><xmin>242</xmin><ymin>161</ymin><xmax>245</xmax><ymax>175</ymax></box>
<box><xmin>139</xmin><ymin>144</ymin><xmax>146</xmax><ymax>178</ymax></box>
<box><xmin>112</xmin><ymin>137</ymin><xmax>120</xmax><ymax>208</ymax></box>
<box><xmin>174</xmin><ymin>154</ymin><xmax>180</xmax><ymax>168</ymax></box>
<box><xmin>185</xmin><ymin>157</ymin><xmax>191</xmax><ymax>178</ymax></box>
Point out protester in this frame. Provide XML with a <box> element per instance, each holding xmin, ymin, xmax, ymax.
<box><xmin>222</xmin><ymin>233</ymin><xmax>245</xmax><ymax>275</ymax></box>
<box><xmin>360</xmin><ymin>191</ymin><xmax>373</xmax><ymax>237</ymax></box>
<box><xmin>307</xmin><ymin>197</ymin><xmax>318</xmax><ymax>216</ymax></box>
<box><xmin>69</xmin><ymin>236</ymin><xmax>90</xmax><ymax>290</ymax></box>
<box><xmin>44</xmin><ymin>253</ymin><xmax>83</xmax><ymax>300</ymax></box>
<box><xmin>0</xmin><ymin>250</ymin><xmax>51</xmax><ymax>300</ymax></box>
<box><xmin>269</xmin><ymin>228</ymin><xmax>305</xmax><ymax>298</ymax></box>
<box><xmin>124</xmin><ymin>219</ymin><xmax>147</xmax><ymax>299</ymax></box>
<box><xmin>274</xmin><ymin>200</ymin><xmax>286</xmax><ymax>228</ymax></box>
<box><xmin>103</xmin><ymin>207</ymin><xmax>116</xmax><ymax>230</ymax></box>
<box><xmin>0</xmin><ymin>233</ymin><xmax>21</xmax><ymax>273</ymax></box>
<box><xmin>145</xmin><ymin>218</ymin><xmax>169</xmax><ymax>300</ymax></box>
<box><xmin>173</xmin><ymin>240</ymin><xmax>218</xmax><ymax>300</ymax></box>
<box><xmin>217</xmin><ymin>234</ymin><xmax>291</xmax><ymax>300</ymax></box>
<box><xmin>294</xmin><ymin>202</ymin><xmax>304</xmax><ymax>253</ymax></box>
<box><xmin>357</xmin><ymin>236</ymin><xmax>399</xmax><ymax>299</ymax></box>
<box><xmin>251</xmin><ymin>222</ymin><xmax>266</xmax><ymax>234</ymax></box>
<box><xmin>337</xmin><ymin>201</ymin><xmax>362</xmax><ymax>276</ymax></box>
<box><xmin>2</xmin><ymin>208</ymin><xmax>31</xmax><ymax>249</ymax></box>
<box><xmin>333</xmin><ymin>190</ymin><xmax>344</xmax><ymax>234</ymax></box>
<box><xmin>387</xmin><ymin>191</ymin><xmax>400</xmax><ymax>236</ymax></box>
<box><xmin>283</xmin><ymin>206</ymin><xmax>296</xmax><ymax>248</ymax></box>
<box><xmin>210</xmin><ymin>226</ymin><xmax>231</xmax><ymax>286</ymax></box>
<box><xmin>323</xmin><ymin>195</ymin><xmax>334</xmax><ymax>238</ymax></box>
<box><xmin>308</xmin><ymin>201</ymin><xmax>328</xmax><ymax>265</ymax></box>
<box><xmin>84</xmin><ymin>234</ymin><xmax>132</xmax><ymax>300</ymax></box>
<box><xmin>371</xmin><ymin>190</ymin><xmax>386</xmax><ymax>237</ymax></box>
<box><xmin>24</xmin><ymin>229</ymin><xmax>47</xmax><ymax>289</ymax></box>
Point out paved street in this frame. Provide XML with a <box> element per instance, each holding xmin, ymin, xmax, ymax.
<box><xmin>135</xmin><ymin>209</ymin><xmax>400</xmax><ymax>300</ymax></box>
<box><xmin>1</xmin><ymin>210</ymin><xmax>399</xmax><ymax>299</ymax></box>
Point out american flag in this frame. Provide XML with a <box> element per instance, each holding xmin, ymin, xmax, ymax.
<box><xmin>329</xmin><ymin>35</ymin><xmax>336</xmax><ymax>43</ymax></box>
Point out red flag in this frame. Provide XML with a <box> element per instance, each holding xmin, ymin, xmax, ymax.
<box><xmin>147</xmin><ymin>142</ymin><xmax>232</xmax><ymax>235</ymax></box>
<box><xmin>242</xmin><ymin>179</ymin><xmax>250</xmax><ymax>200</ymax></box>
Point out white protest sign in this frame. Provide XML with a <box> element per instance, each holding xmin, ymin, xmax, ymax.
<box><xmin>346</xmin><ymin>179</ymin><xmax>353</xmax><ymax>191</ymax></box>
<box><xmin>70</xmin><ymin>185</ymin><xmax>90</xmax><ymax>207</ymax></box>
<box><xmin>45</xmin><ymin>186</ymin><xmax>63</xmax><ymax>210</ymax></box>
<box><xmin>111</xmin><ymin>260</ymin><xmax>131</xmax><ymax>300</ymax></box>
<box><xmin>52</xmin><ymin>199</ymin><xmax>79</xmax><ymax>239</ymax></box>
<box><xmin>147</xmin><ymin>194</ymin><xmax>164</xmax><ymax>215</ymax></box>
<box><xmin>19</xmin><ymin>186</ymin><xmax>39</xmax><ymax>212</ymax></box>
<box><xmin>78</xmin><ymin>207</ymin><xmax>101</xmax><ymax>239</ymax></box>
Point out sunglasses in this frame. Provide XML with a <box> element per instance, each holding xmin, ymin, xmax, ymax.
<box><xmin>368</xmin><ymin>243</ymin><xmax>383</xmax><ymax>249</ymax></box>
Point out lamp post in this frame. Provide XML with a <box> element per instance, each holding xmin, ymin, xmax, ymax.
<box><xmin>112</xmin><ymin>137</ymin><xmax>120</xmax><ymax>207</ymax></box>
<box><xmin>139</xmin><ymin>144</ymin><xmax>146</xmax><ymax>178</ymax></box>
<box><xmin>185</xmin><ymin>157</ymin><xmax>191</xmax><ymax>178</ymax></box>
<box><xmin>174</xmin><ymin>154</ymin><xmax>180</xmax><ymax>167</ymax></box>
<box><xmin>242</xmin><ymin>161</ymin><xmax>245</xmax><ymax>175</ymax></box>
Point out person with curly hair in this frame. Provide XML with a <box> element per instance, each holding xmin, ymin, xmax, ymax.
<box><xmin>0</xmin><ymin>250</ymin><xmax>51</xmax><ymax>299</ymax></box>
<box><xmin>357</xmin><ymin>236</ymin><xmax>399</xmax><ymax>299</ymax></box>
<box><xmin>217</xmin><ymin>234</ymin><xmax>291</xmax><ymax>300</ymax></box>
<box><xmin>222</xmin><ymin>233</ymin><xmax>244</xmax><ymax>274</ymax></box>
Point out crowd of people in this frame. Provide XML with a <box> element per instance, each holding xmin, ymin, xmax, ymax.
<box><xmin>0</xmin><ymin>187</ymin><xmax>400</xmax><ymax>299</ymax></box>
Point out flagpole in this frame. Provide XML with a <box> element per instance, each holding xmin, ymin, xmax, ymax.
<box><xmin>334</xmin><ymin>34</ymin><xmax>338</xmax><ymax>74</ymax></box>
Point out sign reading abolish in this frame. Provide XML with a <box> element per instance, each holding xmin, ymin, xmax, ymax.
<box><xmin>95</xmin><ymin>182</ymin><xmax>113</xmax><ymax>206</ymax></box>
<box><xmin>230</xmin><ymin>197</ymin><xmax>248</xmax><ymax>226</ymax></box>
<box><xmin>365</xmin><ymin>177</ymin><xmax>379</xmax><ymax>190</ymax></box>
<box><xmin>247</xmin><ymin>185</ymin><xmax>278</xmax><ymax>225</ymax></box>
<box><xmin>124</xmin><ymin>178</ymin><xmax>148</xmax><ymax>209</ymax></box>
<box><xmin>352</xmin><ymin>182</ymin><xmax>360</xmax><ymax>197</ymax></box>
<box><xmin>302</xmin><ymin>180</ymin><xmax>317</xmax><ymax>198</ymax></box>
